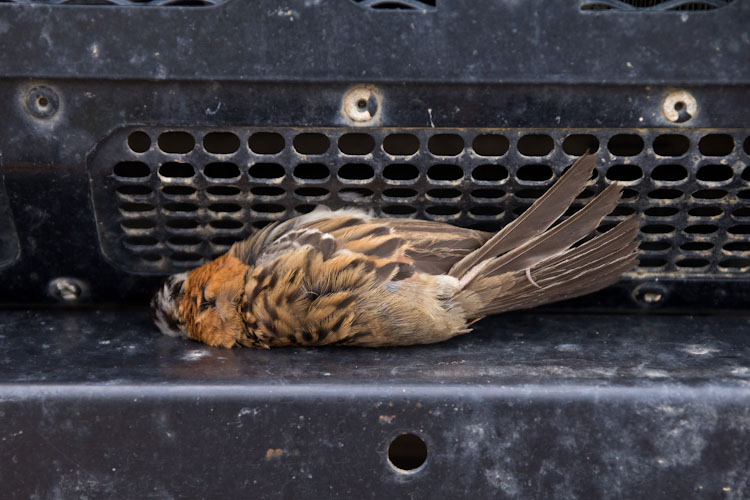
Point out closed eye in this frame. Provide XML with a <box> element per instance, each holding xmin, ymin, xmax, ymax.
<box><xmin>200</xmin><ymin>291</ymin><xmax>216</xmax><ymax>311</ymax></box>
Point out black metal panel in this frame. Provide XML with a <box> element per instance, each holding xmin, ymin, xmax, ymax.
<box><xmin>0</xmin><ymin>0</ymin><xmax>748</xmax><ymax>84</ymax></box>
<box><xmin>0</xmin><ymin>170</ymin><xmax>20</xmax><ymax>270</ymax></box>
<box><xmin>3</xmin><ymin>310</ymin><xmax>750</xmax><ymax>498</ymax></box>
<box><xmin>0</xmin><ymin>79</ymin><xmax>749</xmax><ymax>310</ymax></box>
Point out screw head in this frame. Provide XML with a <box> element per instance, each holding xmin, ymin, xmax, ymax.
<box><xmin>48</xmin><ymin>277</ymin><xmax>87</xmax><ymax>303</ymax></box>
<box><xmin>662</xmin><ymin>90</ymin><xmax>696</xmax><ymax>124</ymax></box>
<box><xmin>26</xmin><ymin>86</ymin><xmax>59</xmax><ymax>119</ymax></box>
<box><xmin>632</xmin><ymin>282</ymin><xmax>668</xmax><ymax>307</ymax></box>
<box><xmin>342</xmin><ymin>86</ymin><xmax>381</xmax><ymax>124</ymax></box>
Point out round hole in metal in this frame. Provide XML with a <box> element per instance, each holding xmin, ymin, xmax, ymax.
<box><xmin>472</xmin><ymin>164</ymin><xmax>508</xmax><ymax>183</ymax></box>
<box><xmin>562</xmin><ymin>134</ymin><xmax>599</xmax><ymax>156</ymax></box>
<box><xmin>387</xmin><ymin>433</ymin><xmax>427</xmax><ymax>473</ymax></box>
<box><xmin>688</xmin><ymin>206</ymin><xmax>722</xmax><ymax>217</ymax></box>
<box><xmin>338</xmin><ymin>133</ymin><xmax>375</xmax><ymax>155</ymax></box>
<box><xmin>606</xmin><ymin>164</ymin><xmax>643</xmax><ymax>182</ymax></box>
<box><xmin>427</xmin><ymin>164</ymin><xmax>463</xmax><ymax>182</ymax></box>
<box><xmin>159</xmin><ymin>162</ymin><xmax>195</xmax><ymax>178</ymax></box>
<box><xmin>681</xmin><ymin>241</ymin><xmax>714</xmax><ymax>251</ymax></box>
<box><xmin>648</xmin><ymin>189</ymin><xmax>683</xmax><ymax>200</ymax></box>
<box><xmin>114</xmin><ymin>161</ymin><xmax>150</xmax><ymax>178</ymax></box>
<box><xmin>651</xmin><ymin>164</ymin><xmax>688</xmax><ymax>182</ymax></box>
<box><xmin>203</xmin><ymin>132</ymin><xmax>240</xmax><ymax>154</ymax></box>
<box><xmin>472</xmin><ymin>134</ymin><xmax>509</xmax><ymax>156</ymax></box>
<box><xmin>517</xmin><ymin>164</ymin><xmax>553</xmax><ymax>182</ymax></box>
<box><xmin>517</xmin><ymin>134</ymin><xmax>554</xmax><ymax>156</ymax></box>
<box><xmin>471</xmin><ymin>188</ymin><xmax>505</xmax><ymax>199</ymax></box>
<box><xmin>121</xmin><ymin>219</ymin><xmax>156</xmax><ymax>229</ymax></box>
<box><xmin>382</xmin><ymin>205</ymin><xmax>417</xmax><ymax>216</ymax></box>
<box><xmin>204</xmin><ymin>162</ymin><xmax>241</xmax><ymax>179</ymax></box>
<box><xmin>294</xmin><ymin>187</ymin><xmax>329</xmax><ymax>199</ymax></box>
<box><xmin>383</xmin><ymin>164</ymin><xmax>419</xmax><ymax>182</ymax></box>
<box><xmin>383</xmin><ymin>134</ymin><xmax>419</xmax><ymax>156</ymax></box>
<box><xmin>427</xmin><ymin>134</ymin><xmax>464</xmax><ymax>156</ymax></box>
<box><xmin>653</xmin><ymin>134</ymin><xmax>689</xmax><ymax>156</ymax></box>
<box><xmin>117</xmin><ymin>185</ymin><xmax>152</xmax><ymax>196</ymax></box>
<box><xmin>294</xmin><ymin>163</ymin><xmax>330</xmax><ymax>180</ymax></box>
<box><xmin>639</xmin><ymin>241</ymin><xmax>671</xmax><ymax>251</ymax></box>
<box><xmin>163</xmin><ymin>186</ymin><xmax>197</xmax><ymax>196</ymax></box>
<box><xmin>426</xmin><ymin>188</ymin><xmax>461</xmax><ymax>199</ymax></box>
<box><xmin>293</xmin><ymin>133</ymin><xmax>330</xmax><ymax>155</ymax></box>
<box><xmin>208</xmin><ymin>186</ymin><xmax>242</xmax><ymax>196</ymax></box>
<box><xmin>698</xmin><ymin>134</ymin><xmax>734</xmax><ymax>156</ymax></box>
<box><xmin>127</xmin><ymin>131</ymin><xmax>151</xmax><ymax>153</ymax></box>
<box><xmin>157</xmin><ymin>131</ymin><xmax>195</xmax><ymax>154</ymax></box>
<box><xmin>383</xmin><ymin>188</ymin><xmax>417</xmax><ymax>199</ymax></box>
<box><xmin>249</xmin><ymin>132</ymin><xmax>285</xmax><ymax>154</ymax></box>
<box><xmin>696</xmin><ymin>164</ymin><xmax>733</xmax><ymax>183</ymax></box>
<box><xmin>166</xmin><ymin>219</ymin><xmax>199</xmax><ymax>229</ymax></box>
<box><xmin>607</xmin><ymin>134</ymin><xmax>644</xmax><ymax>156</ymax></box>
<box><xmin>339</xmin><ymin>187</ymin><xmax>374</xmax><ymax>201</ymax></box>
<box><xmin>338</xmin><ymin>163</ymin><xmax>375</xmax><ymax>181</ymax></box>
<box><xmin>723</xmin><ymin>242</ymin><xmax>750</xmax><ymax>252</ymax></box>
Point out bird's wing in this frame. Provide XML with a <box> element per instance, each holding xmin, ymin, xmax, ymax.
<box><xmin>230</xmin><ymin>206</ymin><xmax>491</xmax><ymax>275</ymax></box>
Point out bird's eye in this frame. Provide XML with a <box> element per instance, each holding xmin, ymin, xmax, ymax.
<box><xmin>200</xmin><ymin>292</ymin><xmax>216</xmax><ymax>311</ymax></box>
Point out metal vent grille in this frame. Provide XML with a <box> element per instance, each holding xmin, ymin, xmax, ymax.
<box><xmin>0</xmin><ymin>175</ymin><xmax>20</xmax><ymax>270</ymax></box>
<box><xmin>581</xmin><ymin>0</ymin><xmax>734</xmax><ymax>11</ymax></box>
<box><xmin>89</xmin><ymin>127</ymin><xmax>750</xmax><ymax>278</ymax></box>
<box><xmin>0</xmin><ymin>0</ymin><xmax>227</xmax><ymax>6</ymax></box>
<box><xmin>351</xmin><ymin>0</ymin><xmax>435</xmax><ymax>10</ymax></box>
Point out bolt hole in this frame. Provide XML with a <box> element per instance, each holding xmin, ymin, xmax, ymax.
<box><xmin>357</xmin><ymin>99</ymin><xmax>367</xmax><ymax>109</ymax></box>
<box><xmin>37</xmin><ymin>96</ymin><xmax>49</xmax><ymax>108</ymax></box>
<box><xmin>388</xmin><ymin>433</ymin><xmax>427</xmax><ymax>472</ymax></box>
<box><xmin>674</xmin><ymin>101</ymin><xmax>684</xmax><ymax>111</ymax></box>
<box><xmin>632</xmin><ymin>283</ymin><xmax>668</xmax><ymax>307</ymax></box>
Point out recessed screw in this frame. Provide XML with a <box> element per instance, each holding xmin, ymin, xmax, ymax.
<box><xmin>662</xmin><ymin>90</ymin><xmax>696</xmax><ymax>124</ymax></box>
<box><xmin>632</xmin><ymin>283</ymin><xmax>667</xmax><ymax>307</ymax></box>
<box><xmin>48</xmin><ymin>277</ymin><xmax>86</xmax><ymax>303</ymax></box>
<box><xmin>342</xmin><ymin>86</ymin><xmax>380</xmax><ymax>124</ymax></box>
<box><xmin>26</xmin><ymin>86</ymin><xmax>60</xmax><ymax>119</ymax></box>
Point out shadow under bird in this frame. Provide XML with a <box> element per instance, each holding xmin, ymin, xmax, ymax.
<box><xmin>152</xmin><ymin>153</ymin><xmax>638</xmax><ymax>348</ymax></box>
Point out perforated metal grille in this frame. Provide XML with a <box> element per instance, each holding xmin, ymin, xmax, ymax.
<box><xmin>351</xmin><ymin>0</ymin><xmax>436</xmax><ymax>10</ymax></box>
<box><xmin>88</xmin><ymin>127</ymin><xmax>750</xmax><ymax>277</ymax></box>
<box><xmin>581</xmin><ymin>0</ymin><xmax>734</xmax><ymax>11</ymax></box>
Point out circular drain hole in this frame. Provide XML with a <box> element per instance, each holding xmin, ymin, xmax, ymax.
<box><xmin>388</xmin><ymin>433</ymin><xmax>427</xmax><ymax>473</ymax></box>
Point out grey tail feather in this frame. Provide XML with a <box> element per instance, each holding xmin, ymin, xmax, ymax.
<box><xmin>449</xmin><ymin>153</ymin><xmax>597</xmax><ymax>279</ymax></box>
<box><xmin>477</xmin><ymin>181</ymin><xmax>623</xmax><ymax>278</ymax></box>
<box><xmin>473</xmin><ymin>216</ymin><xmax>639</xmax><ymax>317</ymax></box>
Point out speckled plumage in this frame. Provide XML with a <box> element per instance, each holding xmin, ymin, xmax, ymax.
<box><xmin>151</xmin><ymin>154</ymin><xmax>638</xmax><ymax>348</ymax></box>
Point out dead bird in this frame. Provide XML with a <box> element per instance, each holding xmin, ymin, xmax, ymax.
<box><xmin>152</xmin><ymin>153</ymin><xmax>638</xmax><ymax>348</ymax></box>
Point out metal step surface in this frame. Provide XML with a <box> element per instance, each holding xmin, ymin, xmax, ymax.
<box><xmin>2</xmin><ymin>310</ymin><xmax>750</xmax><ymax>499</ymax></box>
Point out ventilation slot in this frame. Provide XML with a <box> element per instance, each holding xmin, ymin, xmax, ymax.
<box><xmin>89</xmin><ymin>126</ymin><xmax>750</xmax><ymax>279</ymax></box>
<box><xmin>581</xmin><ymin>0</ymin><xmax>734</xmax><ymax>11</ymax></box>
<box><xmin>352</xmin><ymin>0</ymin><xmax>436</xmax><ymax>10</ymax></box>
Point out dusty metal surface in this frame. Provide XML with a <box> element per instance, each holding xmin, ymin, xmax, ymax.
<box><xmin>0</xmin><ymin>171</ymin><xmax>19</xmax><ymax>270</ymax></box>
<box><xmin>3</xmin><ymin>309</ymin><xmax>750</xmax><ymax>498</ymax></box>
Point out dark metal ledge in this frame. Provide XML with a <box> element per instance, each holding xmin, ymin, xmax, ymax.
<box><xmin>2</xmin><ymin>310</ymin><xmax>750</xmax><ymax>498</ymax></box>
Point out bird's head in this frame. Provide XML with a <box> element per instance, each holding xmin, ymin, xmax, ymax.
<box><xmin>151</xmin><ymin>253</ymin><xmax>249</xmax><ymax>347</ymax></box>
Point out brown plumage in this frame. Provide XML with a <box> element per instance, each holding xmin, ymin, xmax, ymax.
<box><xmin>151</xmin><ymin>153</ymin><xmax>638</xmax><ymax>348</ymax></box>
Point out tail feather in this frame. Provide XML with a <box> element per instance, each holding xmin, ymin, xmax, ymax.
<box><xmin>449</xmin><ymin>153</ymin><xmax>597</xmax><ymax>279</ymax></box>
<box><xmin>478</xmin><ymin>252</ymin><xmax>636</xmax><ymax>316</ymax></box>
<box><xmin>478</xmin><ymin>181</ymin><xmax>623</xmax><ymax>278</ymax></box>
<box><xmin>465</xmin><ymin>216</ymin><xmax>639</xmax><ymax>318</ymax></box>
